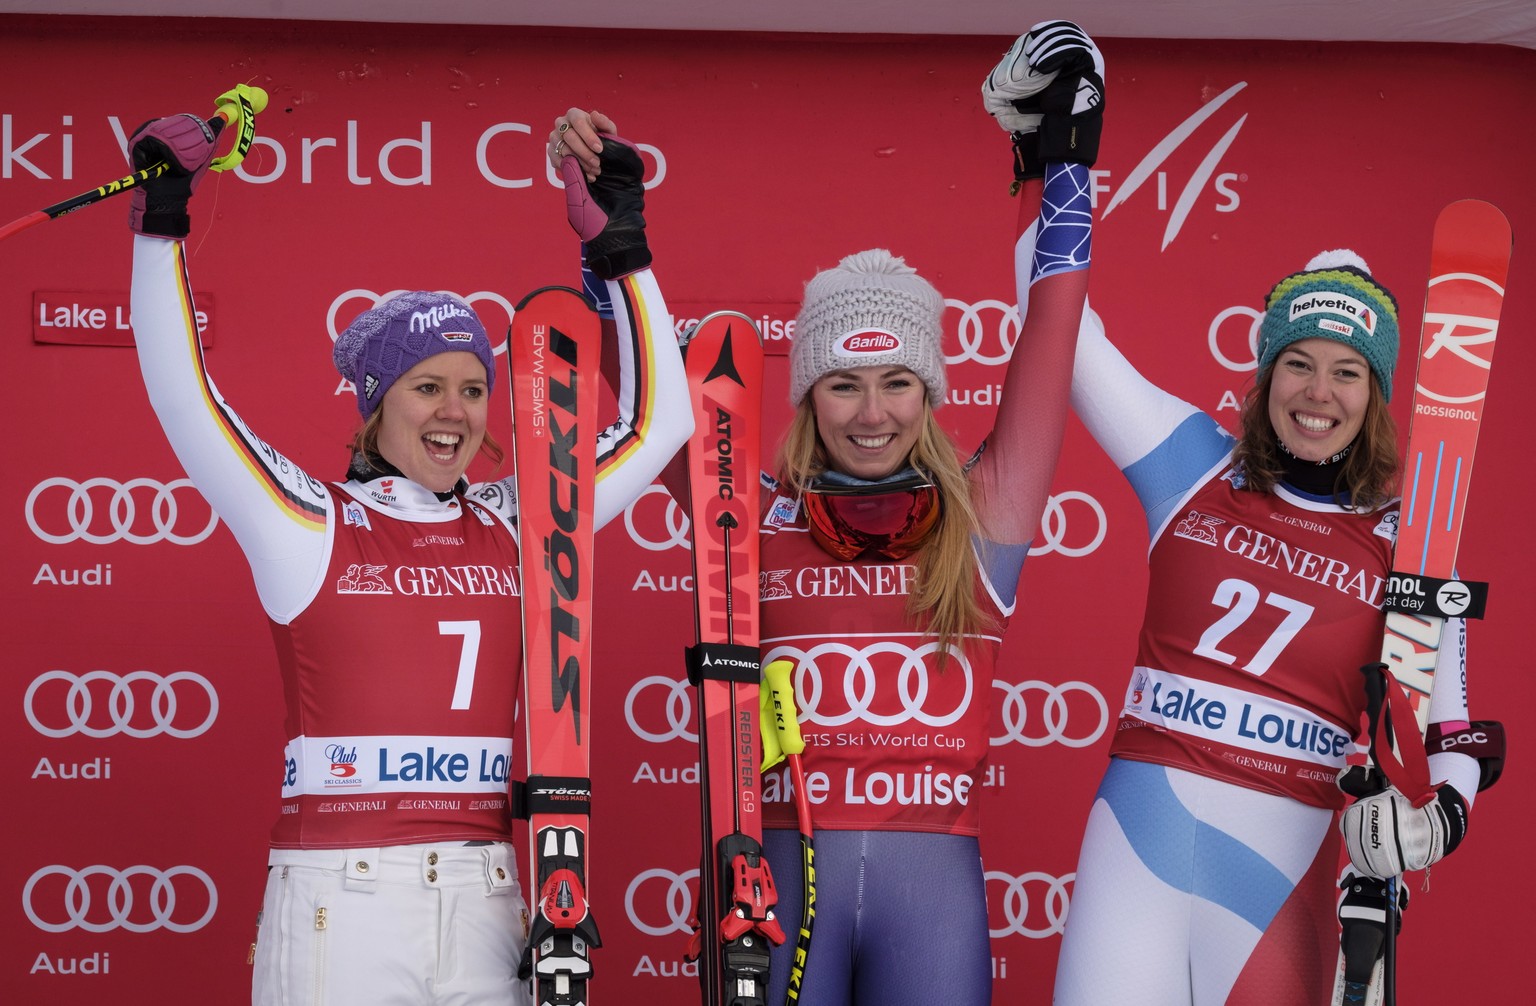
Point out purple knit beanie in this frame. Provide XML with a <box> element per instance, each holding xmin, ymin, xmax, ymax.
<box><xmin>332</xmin><ymin>292</ymin><xmax>496</xmax><ymax>418</ymax></box>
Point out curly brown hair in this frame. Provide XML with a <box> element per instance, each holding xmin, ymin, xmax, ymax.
<box><xmin>1230</xmin><ymin>365</ymin><xmax>1399</xmax><ymax>510</ymax></box>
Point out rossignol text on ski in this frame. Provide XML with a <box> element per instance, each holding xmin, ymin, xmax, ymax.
<box><xmin>1332</xmin><ymin>199</ymin><xmax>1510</xmax><ymax>1006</ymax></box>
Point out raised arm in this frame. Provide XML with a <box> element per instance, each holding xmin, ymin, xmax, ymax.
<box><xmin>969</xmin><ymin>21</ymin><xmax>1104</xmax><ymax>545</ymax></box>
<box><xmin>545</xmin><ymin>109</ymin><xmax>693</xmax><ymax>529</ymax></box>
<box><xmin>128</xmin><ymin>115</ymin><xmax>330</xmax><ymax>621</ymax></box>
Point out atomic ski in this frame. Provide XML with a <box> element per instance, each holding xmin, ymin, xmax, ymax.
<box><xmin>681</xmin><ymin>312</ymin><xmax>785</xmax><ymax>1005</ymax></box>
<box><xmin>511</xmin><ymin>286</ymin><xmax>604</xmax><ymax>1006</ymax></box>
<box><xmin>1332</xmin><ymin>199</ymin><xmax>1510</xmax><ymax>1006</ymax></box>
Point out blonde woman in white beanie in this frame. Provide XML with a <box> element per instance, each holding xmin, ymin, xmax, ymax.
<box><xmin>747</xmin><ymin>28</ymin><xmax>1105</xmax><ymax>1005</ymax></box>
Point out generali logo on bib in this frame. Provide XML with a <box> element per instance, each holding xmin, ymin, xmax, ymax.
<box><xmin>834</xmin><ymin>328</ymin><xmax>901</xmax><ymax>357</ymax></box>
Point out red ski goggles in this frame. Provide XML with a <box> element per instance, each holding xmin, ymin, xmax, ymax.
<box><xmin>803</xmin><ymin>477</ymin><xmax>942</xmax><ymax>562</ymax></box>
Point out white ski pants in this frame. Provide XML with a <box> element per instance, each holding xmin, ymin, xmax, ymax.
<box><xmin>252</xmin><ymin>842</ymin><xmax>530</xmax><ymax>1006</ymax></box>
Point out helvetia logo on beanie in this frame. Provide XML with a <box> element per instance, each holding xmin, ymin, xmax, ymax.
<box><xmin>834</xmin><ymin>328</ymin><xmax>901</xmax><ymax>357</ymax></box>
<box><xmin>1287</xmin><ymin>292</ymin><xmax>1377</xmax><ymax>336</ymax></box>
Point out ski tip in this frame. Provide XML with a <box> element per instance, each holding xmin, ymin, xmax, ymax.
<box><xmin>687</xmin><ymin>310</ymin><xmax>764</xmax><ymax>346</ymax></box>
<box><xmin>514</xmin><ymin>284</ymin><xmax>594</xmax><ymax>314</ymax></box>
<box><xmin>1438</xmin><ymin>199</ymin><xmax>1512</xmax><ymax>245</ymax></box>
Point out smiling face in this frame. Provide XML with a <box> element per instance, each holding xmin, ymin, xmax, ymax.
<box><xmin>1265</xmin><ymin>337</ymin><xmax>1373</xmax><ymax>462</ymax></box>
<box><xmin>374</xmin><ymin>351</ymin><xmax>490</xmax><ymax>492</ymax></box>
<box><xmin>810</xmin><ymin>365</ymin><xmax>928</xmax><ymax>480</ymax></box>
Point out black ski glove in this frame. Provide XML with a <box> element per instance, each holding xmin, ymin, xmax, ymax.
<box><xmin>128</xmin><ymin>114</ymin><xmax>217</xmax><ymax>238</ymax></box>
<box><xmin>561</xmin><ymin>134</ymin><xmax>651</xmax><ymax>280</ymax></box>
<box><xmin>983</xmin><ymin>21</ymin><xmax>1105</xmax><ymax>182</ymax></box>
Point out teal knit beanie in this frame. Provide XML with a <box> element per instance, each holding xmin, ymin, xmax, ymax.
<box><xmin>1256</xmin><ymin>250</ymin><xmax>1400</xmax><ymax>401</ymax></box>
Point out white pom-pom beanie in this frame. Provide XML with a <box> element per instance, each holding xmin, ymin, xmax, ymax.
<box><xmin>789</xmin><ymin>249</ymin><xmax>948</xmax><ymax>407</ymax></box>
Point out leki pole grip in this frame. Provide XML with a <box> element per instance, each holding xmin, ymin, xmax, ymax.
<box><xmin>0</xmin><ymin>83</ymin><xmax>269</xmax><ymax>243</ymax></box>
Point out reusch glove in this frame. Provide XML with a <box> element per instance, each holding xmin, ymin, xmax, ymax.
<box><xmin>560</xmin><ymin>134</ymin><xmax>651</xmax><ymax>280</ymax></box>
<box><xmin>128</xmin><ymin>114</ymin><xmax>217</xmax><ymax>238</ymax></box>
<box><xmin>983</xmin><ymin>20</ymin><xmax>1105</xmax><ymax>182</ymax></box>
<box><xmin>1340</xmin><ymin>783</ymin><xmax>1469</xmax><ymax>879</ymax></box>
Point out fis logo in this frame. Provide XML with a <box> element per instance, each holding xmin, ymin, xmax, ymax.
<box><xmin>1100</xmin><ymin>82</ymin><xmax>1249</xmax><ymax>250</ymax></box>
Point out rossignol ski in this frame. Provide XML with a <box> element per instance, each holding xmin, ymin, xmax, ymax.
<box><xmin>511</xmin><ymin>286</ymin><xmax>604</xmax><ymax>1006</ymax></box>
<box><xmin>1332</xmin><ymin>199</ymin><xmax>1510</xmax><ymax>1006</ymax></box>
<box><xmin>681</xmin><ymin>312</ymin><xmax>785</xmax><ymax>1005</ymax></box>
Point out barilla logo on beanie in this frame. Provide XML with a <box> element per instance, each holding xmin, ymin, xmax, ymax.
<box><xmin>1287</xmin><ymin>292</ymin><xmax>1378</xmax><ymax>337</ymax></box>
<box><xmin>789</xmin><ymin>249</ymin><xmax>948</xmax><ymax>406</ymax></box>
<box><xmin>834</xmin><ymin>329</ymin><xmax>902</xmax><ymax>357</ymax></box>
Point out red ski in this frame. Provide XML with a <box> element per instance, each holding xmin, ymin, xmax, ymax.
<box><xmin>1333</xmin><ymin>199</ymin><xmax>1510</xmax><ymax>1006</ymax></box>
<box><xmin>511</xmin><ymin>286</ymin><xmax>604</xmax><ymax>1006</ymax></box>
<box><xmin>681</xmin><ymin>312</ymin><xmax>784</xmax><ymax>1006</ymax></box>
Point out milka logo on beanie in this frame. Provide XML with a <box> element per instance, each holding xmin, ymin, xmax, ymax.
<box><xmin>1288</xmin><ymin>291</ymin><xmax>1378</xmax><ymax>337</ymax></box>
<box><xmin>410</xmin><ymin>302</ymin><xmax>477</xmax><ymax>336</ymax></box>
<box><xmin>834</xmin><ymin>328</ymin><xmax>902</xmax><ymax>357</ymax></box>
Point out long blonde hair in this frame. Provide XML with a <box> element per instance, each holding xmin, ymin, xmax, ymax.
<box><xmin>774</xmin><ymin>398</ymin><xmax>990</xmax><ymax>660</ymax></box>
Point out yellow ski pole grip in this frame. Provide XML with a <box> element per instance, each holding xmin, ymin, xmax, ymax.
<box><xmin>764</xmin><ymin>659</ymin><xmax>805</xmax><ymax>757</ymax></box>
<box><xmin>210</xmin><ymin>83</ymin><xmax>269</xmax><ymax>173</ymax></box>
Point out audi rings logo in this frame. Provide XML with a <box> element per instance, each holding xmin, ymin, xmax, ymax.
<box><xmin>944</xmin><ymin>298</ymin><xmax>1019</xmax><ymax>367</ymax></box>
<box><xmin>1209</xmin><ymin>305</ymin><xmax>1264</xmax><ymax>372</ymax></box>
<box><xmin>777</xmin><ymin>641</ymin><xmax>973</xmax><ymax>728</ymax></box>
<box><xmin>625</xmin><ymin>867</ymin><xmax>698</xmax><ymax>936</ymax></box>
<box><xmin>991</xmin><ymin>680</ymin><xmax>1109</xmax><ymax>748</ymax></box>
<box><xmin>1029</xmin><ymin>491</ymin><xmax>1107</xmax><ymax>558</ymax></box>
<box><xmin>623</xmin><ymin>485</ymin><xmax>693</xmax><ymax>552</ymax></box>
<box><xmin>327</xmin><ymin>288</ymin><xmax>517</xmax><ymax>359</ymax></box>
<box><xmin>24</xmin><ymin>865</ymin><xmax>218</xmax><ymax>933</ymax></box>
<box><xmin>25</xmin><ymin>670</ymin><xmax>219</xmax><ymax>739</ymax></box>
<box><xmin>986</xmin><ymin>870</ymin><xmax>1073</xmax><ymax>939</ymax></box>
<box><xmin>27</xmin><ymin>477</ymin><xmax>219</xmax><ymax>546</ymax></box>
<box><xmin>626</xmin><ymin>675</ymin><xmax>696</xmax><ymax>744</ymax></box>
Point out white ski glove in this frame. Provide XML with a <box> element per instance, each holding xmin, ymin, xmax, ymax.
<box><xmin>982</xmin><ymin>20</ymin><xmax>1105</xmax><ymax>183</ymax></box>
<box><xmin>1340</xmin><ymin>784</ymin><xmax>1468</xmax><ymax>879</ymax></box>
<box><xmin>982</xmin><ymin>20</ymin><xmax>1104</xmax><ymax>135</ymax></box>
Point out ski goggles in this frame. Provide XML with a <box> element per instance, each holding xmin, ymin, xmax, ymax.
<box><xmin>802</xmin><ymin>476</ymin><xmax>942</xmax><ymax>562</ymax></box>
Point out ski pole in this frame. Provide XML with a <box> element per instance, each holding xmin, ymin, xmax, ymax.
<box><xmin>0</xmin><ymin>82</ymin><xmax>269</xmax><ymax>243</ymax></box>
<box><xmin>763</xmin><ymin>659</ymin><xmax>815</xmax><ymax>1005</ymax></box>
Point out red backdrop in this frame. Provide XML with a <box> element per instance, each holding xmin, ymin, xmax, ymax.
<box><xmin>3</xmin><ymin>15</ymin><xmax>1533</xmax><ymax>1003</ymax></box>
